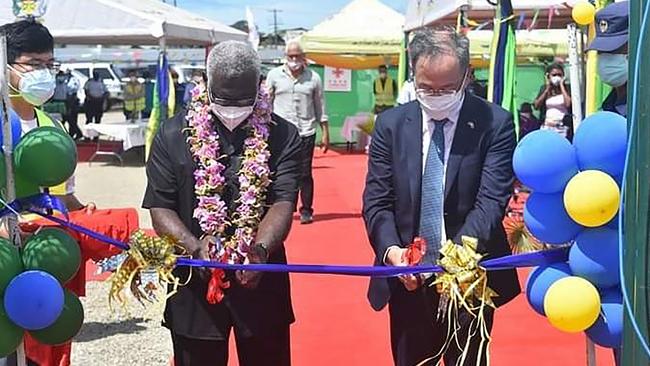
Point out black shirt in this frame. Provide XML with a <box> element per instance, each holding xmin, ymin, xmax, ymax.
<box><xmin>143</xmin><ymin>109</ymin><xmax>301</xmax><ymax>340</ymax></box>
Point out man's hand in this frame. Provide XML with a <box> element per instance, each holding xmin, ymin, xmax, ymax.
<box><xmin>385</xmin><ymin>247</ymin><xmax>421</xmax><ymax>292</ymax></box>
<box><xmin>320</xmin><ymin>121</ymin><xmax>330</xmax><ymax>154</ymax></box>
<box><xmin>321</xmin><ymin>133</ymin><xmax>330</xmax><ymax>153</ymax></box>
<box><xmin>187</xmin><ymin>235</ymin><xmax>213</xmax><ymax>280</ymax></box>
<box><xmin>236</xmin><ymin>244</ymin><xmax>268</xmax><ymax>289</ymax></box>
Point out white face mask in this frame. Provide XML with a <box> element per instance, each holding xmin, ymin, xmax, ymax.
<box><xmin>416</xmin><ymin>82</ymin><xmax>465</xmax><ymax>121</ymax></box>
<box><xmin>210</xmin><ymin>103</ymin><xmax>255</xmax><ymax>131</ymax></box>
<box><xmin>287</xmin><ymin>60</ymin><xmax>302</xmax><ymax>71</ymax></box>
<box><xmin>598</xmin><ymin>53</ymin><xmax>628</xmax><ymax>88</ymax></box>
<box><xmin>550</xmin><ymin>75</ymin><xmax>563</xmax><ymax>86</ymax></box>
<box><xmin>9</xmin><ymin>66</ymin><xmax>56</xmax><ymax>106</ymax></box>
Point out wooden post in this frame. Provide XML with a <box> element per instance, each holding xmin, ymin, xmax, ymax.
<box><xmin>0</xmin><ymin>35</ymin><xmax>26</xmax><ymax>366</ymax></box>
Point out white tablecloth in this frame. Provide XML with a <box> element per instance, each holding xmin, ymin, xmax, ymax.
<box><xmin>341</xmin><ymin>113</ymin><xmax>373</xmax><ymax>151</ymax></box>
<box><xmin>81</xmin><ymin>122</ymin><xmax>147</xmax><ymax>151</ymax></box>
<box><xmin>341</xmin><ymin>113</ymin><xmax>374</xmax><ymax>142</ymax></box>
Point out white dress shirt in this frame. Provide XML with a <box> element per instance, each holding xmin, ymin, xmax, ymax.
<box><xmin>383</xmin><ymin>96</ymin><xmax>465</xmax><ymax>264</ymax></box>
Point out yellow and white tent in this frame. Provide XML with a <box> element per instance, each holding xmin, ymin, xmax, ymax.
<box><xmin>300</xmin><ymin>0</ymin><xmax>405</xmax><ymax>69</ymax></box>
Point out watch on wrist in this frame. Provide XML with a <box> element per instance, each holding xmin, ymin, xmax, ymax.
<box><xmin>252</xmin><ymin>242</ymin><xmax>269</xmax><ymax>262</ymax></box>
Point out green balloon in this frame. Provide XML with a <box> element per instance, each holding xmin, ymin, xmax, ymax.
<box><xmin>0</xmin><ymin>238</ymin><xmax>22</xmax><ymax>296</ymax></box>
<box><xmin>14</xmin><ymin>168</ymin><xmax>41</xmax><ymax>198</ymax></box>
<box><xmin>30</xmin><ymin>290</ymin><xmax>84</xmax><ymax>345</ymax></box>
<box><xmin>22</xmin><ymin>228</ymin><xmax>81</xmax><ymax>284</ymax></box>
<box><xmin>0</xmin><ymin>303</ymin><xmax>23</xmax><ymax>357</ymax></box>
<box><xmin>0</xmin><ymin>158</ymin><xmax>41</xmax><ymax>198</ymax></box>
<box><xmin>14</xmin><ymin>126</ymin><xmax>77</xmax><ymax>187</ymax></box>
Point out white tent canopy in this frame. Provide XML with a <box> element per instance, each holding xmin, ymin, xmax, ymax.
<box><xmin>405</xmin><ymin>0</ymin><xmax>580</xmax><ymax>31</ymax></box>
<box><xmin>300</xmin><ymin>0</ymin><xmax>405</xmax><ymax>69</ymax></box>
<box><xmin>0</xmin><ymin>0</ymin><xmax>246</xmax><ymax>46</ymax></box>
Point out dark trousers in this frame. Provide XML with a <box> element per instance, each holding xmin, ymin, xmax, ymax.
<box><xmin>65</xmin><ymin>96</ymin><xmax>82</xmax><ymax>139</ymax></box>
<box><xmin>171</xmin><ymin>325</ymin><xmax>291</xmax><ymax>366</ymax></box>
<box><xmin>85</xmin><ymin>96</ymin><xmax>104</xmax><ymax>124</ymax></box>
<box><xmin>299</xmin><ymin>135</ymin><xmax>316</xmax><ymax>215</ymax></box>
<box><xmin>389</xmin><ymin>282</ymin><xmax>494</xmax><ymax>366</ymax></box>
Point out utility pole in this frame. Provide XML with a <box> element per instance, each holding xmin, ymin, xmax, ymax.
<box><xmin>267</xmin><ymin>9</ymin><xmax>283</xmax><ymax>46</ymax></box>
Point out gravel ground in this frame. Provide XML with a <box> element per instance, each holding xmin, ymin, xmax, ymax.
<box><xmin>72</xmin><ymin>282</ymin><xmax>171</xmax><ymax>366</ymax></box>
<box><xmin>70</xmin><ymin>112</ymin><xmax>173</xmax><ymax>365</ymax></box>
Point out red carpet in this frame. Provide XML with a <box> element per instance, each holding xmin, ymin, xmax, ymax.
<box><xmin>90</xmin><ymin>149</ymin><xmax>616</xmax><ymax>365</ymax></box>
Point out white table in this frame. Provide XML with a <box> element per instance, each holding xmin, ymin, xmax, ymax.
<box><xmin>81</xmin><ymin>122</ymin><xmax>147</xmax><ymax>165</ymax></box>
<box><xmin>341</xmin><ymin>113</ymin><xmax>373</xmax><ymax>152</ymax></box>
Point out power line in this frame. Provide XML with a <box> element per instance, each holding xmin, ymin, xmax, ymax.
<box><xmin>267</xmin><ymin>9</ymin><xmax>283</xmax><ymax>45</ymax></box>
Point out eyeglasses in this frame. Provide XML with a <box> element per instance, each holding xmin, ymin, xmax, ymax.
<box><xmin>12</xmin><ymin>61</ymin><xmax>61</xmax><ymax>72</ymax></box>
<box><xmin>415</xmin><ymin>72</ymin><xmax>468</xmax><ymax>97</ymax></box>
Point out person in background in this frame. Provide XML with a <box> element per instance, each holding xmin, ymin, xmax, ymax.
<box><xmin>170</xmin><ymin>69</ymin><xmax>185</xmax><ymax>115</ymax></box>
<box><xmin>83</xmin><ymin>70</ymin><xmax>108</xmax><ymax>124</ymax></box>
<box><xmin>123</xmin><ymin>70</ymin><xmax>145</xmax><ymax>122</ymax></box>
<box><xmin>266</xmin><ymin>39</ymin><xmax>329</xmax><ymax>225</ymax></box>
<box><xmin>374</xmin><ymin>65</ymin><xmax>398</xmax><ymax>114</ymax></box>
<box><xmin>0</xmin><ymin>18</ymin><xmax>115</xmax><ymax>366</ymax></box>
<box><xmin>588</xmin><ymin>6</ymin><xmax>627</xmax><ymax>365</ymax></box>
<box><xmin>588</xmin><ymin>1</ymin><xmax>628</xmax><ymax>117</ymax></box>
<box><xmin>519</xmin><ymin>102</ymin><xmax>541</xmax><ymax>139</ymax></box>
<box><xmin>397</xmin><ymin>78</ymin><xmax>416</xmax><ymax>105</ymax></box>
<box><xmin>182</xmin><ymin>70</ymin><xmax>207</xmax><ymax>107</ymax></box>
<box><xmin>466</xmin><ymin>67</ymin><xmax>488</xmax><ymax>99</ymax></box>
<box><xmin>533</xmin><ymin>63</ymin><xmax>572</xmax><ymax>140</ymax></box>
<box><xmin>63</xmin><ymin>69</ymin><xmax>82</xmax><ymax>140</ymax></box>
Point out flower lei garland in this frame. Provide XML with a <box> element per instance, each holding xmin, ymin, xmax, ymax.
<box><xmin>186</xmin><ymin>85</ymin><xmax>272</xmax><ymax>303</ymax></box>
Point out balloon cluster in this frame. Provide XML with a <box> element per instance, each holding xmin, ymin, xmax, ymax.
<box><xmin>0</xmin><ymin>110</ymin><xmax>77</xmax><ymax>198</ymax></box>
<box><xmin>0</xmin><ymin>110</ymin><xmax>81</xmax><ymax>355</ymax></box>
<box><xmin>0</xmin><ymin>229</ymin><xmax>84</xmax><ymax>356</ymax></box>
<box><xmin>513</xmin><ymin>111</ymin><xmax>627</xmax><ymax>348</ymax></box>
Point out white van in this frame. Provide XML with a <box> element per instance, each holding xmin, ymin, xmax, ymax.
<box><xmin>61</xmin><ymin>62</ymin><xmax>124</xmax><ymax>110</ymax></box>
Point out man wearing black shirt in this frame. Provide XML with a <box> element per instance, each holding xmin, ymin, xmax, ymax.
<box><xmin>143</xmin><ymin>41</ymin><xmax>301</xmax><ymax>366</ymax></box>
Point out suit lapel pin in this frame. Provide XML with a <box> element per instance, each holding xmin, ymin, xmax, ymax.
<box><xmin>467</xmin><ymin>121</ymin><xmax>475</xmax><ymax>129</ymax></box>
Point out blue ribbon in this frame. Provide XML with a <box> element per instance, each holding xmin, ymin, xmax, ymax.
<box><xmin>0</xmin><ymin>194</ymin><xmax>69</xmax><ymax>220</ymax></box>
<box><xmin>1</xmin><ymin>193</ymin><xmax>570</xmax><ymax>278</ymax></box>
<box><xmin>175</xmin><ymin>247</ymin><xmax>568</xmax><ymax>277</ymax></box>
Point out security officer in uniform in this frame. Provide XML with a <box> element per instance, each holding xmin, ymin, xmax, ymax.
<box><xmin>588</xmin><ymin>1</ymin><xmax>629</xmax><ymax>117</ymax></box>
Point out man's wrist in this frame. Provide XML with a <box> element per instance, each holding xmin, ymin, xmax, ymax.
<box><xmin>250</xmin><ymin>242</ymin><xmax>270</xmax><ymax>263</ymax></box>
<box><xmin>383</xmin><ymin>245</ymin><xmax>401</xmax><ymax>265</ymax></box>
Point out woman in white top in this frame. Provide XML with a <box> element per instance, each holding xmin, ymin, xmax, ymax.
<box><xmin>533</xmin><ymin>63</ymin><xmax>572</xmax><ymax>139</ymax></box>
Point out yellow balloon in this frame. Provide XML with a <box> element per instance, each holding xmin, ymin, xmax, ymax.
<box><xmin>572</xmin><ymin>2</ymin><xmax>596</xmax><ymax>25</ymax></box>
<box><xmin>544</xmin><ymin>276</ymin><xmax>601</xmax><ymax>333</ymax></box>
<box><xmin>564</xmin><ymin>170</ymin><xmax>620</xmax><ymax>227</ymax></box>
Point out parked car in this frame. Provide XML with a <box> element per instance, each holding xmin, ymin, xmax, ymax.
<box><xmin>61</xmin><ymin>62</ymin><xmax>124</xmax><ymax>111</ymax></box>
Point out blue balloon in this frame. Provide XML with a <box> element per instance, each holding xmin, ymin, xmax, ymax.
<box><xmin>524</xmin><ymin>192</ymin><xmax>584</xmax><ymax>244</ymax></box>
<box><xmin>586</xmin><ymin>290</ymin><xmax>623</xmax><ymax>348</ymax></box>
<box><xmin>0</xmin><ymin>109</ymin><xmax>23</xmax><ymax>149</ymax></box>
<box><xmin>569</xmin><ymin>228</ymin><xmax>620</xmax><ymax>289</ymax></box>
<box><xmin>3</xmin><ymin>270</ymin><xmax>64</xmax><ymax>330</ymax></box>
<box><xmin>573</xmin><ymin>112</ymin><xmax>627</xmax><ymax>178</ymax></box>
<box><xmin>513</xmin><ymin>130</ymin><xmax>579</xmax><ymax>193</ymax></box>
<box><xmin>526</xmin><ymin>263</ymin><xmax>573</xmax><ymax>315</ymax></box>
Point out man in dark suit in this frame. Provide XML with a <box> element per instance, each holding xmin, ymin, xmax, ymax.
<box><xmin>362</xmin><ymin>28</ymin><xmax>520</xmax><ymax>366</ymax></box>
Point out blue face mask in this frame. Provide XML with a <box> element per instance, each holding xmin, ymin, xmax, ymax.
<box><xmin>597</xmin><ymin>53</ymin><xmax>628</xmax><ymax>88</ymax></box>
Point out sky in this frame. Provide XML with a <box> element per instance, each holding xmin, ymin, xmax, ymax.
<box><xmin>171</xmin><ymin>0</ymin><xmax>407</xmax><ymax>33</ymax></box>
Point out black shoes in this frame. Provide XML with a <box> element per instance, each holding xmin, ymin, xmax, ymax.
<box><xmin>300</xmin><ymin>212</ymin><xmax>314</xmax><ymax>224</ymax></box>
